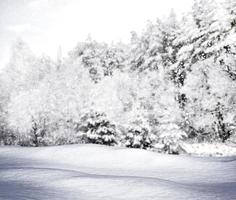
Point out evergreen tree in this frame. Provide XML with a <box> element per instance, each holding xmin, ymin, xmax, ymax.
<box><xmin>129</xmin><ymin>12</ymin><xmax>180</xmax><ymax>72</ymax></box>
<box><xmin>80</xmin><ymin>112</ymin><xmax>118</xmax><ymax>146</ymax></box>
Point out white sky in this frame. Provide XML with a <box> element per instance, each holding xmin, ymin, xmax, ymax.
<box><xmin>0</xmin><ymin>0</ymin><xmax>194</xmax><ymax>69</ymax></box>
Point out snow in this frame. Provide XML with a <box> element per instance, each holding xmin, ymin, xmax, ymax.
<box><xmin>183</xmin><ymin>142</ymin><xmax>236</xmax><ymax>157</ymax></box>
<box><xmin>0</xmin><ymin>144</ymin><xmax>235</xmax><ymax>200</ymax></box>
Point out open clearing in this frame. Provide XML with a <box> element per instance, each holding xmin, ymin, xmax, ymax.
<box><xmin>0</xmin><ymin>144</ymin><xmax>235</xmax><ymax>200</ymax></box>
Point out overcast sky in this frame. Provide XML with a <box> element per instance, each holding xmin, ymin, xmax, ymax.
<box><xmin>0</xmin><ymin>0</ymin><xmax>194</xmax><ymax>69</ymax></box>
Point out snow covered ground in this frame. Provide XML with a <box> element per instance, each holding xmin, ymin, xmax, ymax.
<box><xmin>182</xmin><ymin>142</ymin><xmax>236</xmax><ymax>157</ymax></box>
<box><xmin>0</xmin><ymin>144</ymin><xmax>235</xmax><ymax>200</ymax></box>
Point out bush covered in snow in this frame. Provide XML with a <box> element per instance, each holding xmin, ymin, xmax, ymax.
<box><xmin>80</xmin><ymin>112</ymin><xmax>118</xmax><ymax>146</ymax></box>
<box><xmin>123</xmin><ymin>125</ymin><xmax>154</xmax><ymax>149</ymax></box>
<box><xmin>156</xmin><ymin>123</ymin><xmax>187</xmax><ymax>154</ymax></box>
<box><xmin>0</xmin><ymin>127</ymin><xmax>16</xmax><ymax>146</ymax></box>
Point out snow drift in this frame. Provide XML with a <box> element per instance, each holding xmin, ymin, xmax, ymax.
<box><xmin>0</xmin><ymin>144</ymin><xmax>235</xmax><ymax>200</ymax></box>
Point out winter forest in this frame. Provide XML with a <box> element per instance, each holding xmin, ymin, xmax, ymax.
<box><xmin>0</xmin><ymin>0</ymin><xmax>236</xmax><ymax>155</ymax></box>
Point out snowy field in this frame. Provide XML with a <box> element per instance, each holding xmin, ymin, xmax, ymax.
<box><xmin>0</xmin><ymin>144</ymin><xmax>235</xmax><ymax>200</ymax></box>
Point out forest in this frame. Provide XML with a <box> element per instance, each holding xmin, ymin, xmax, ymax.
<box><xmin>0</xmin><ymin>0</ymin><xmax>235</xmax><ymax>155</ymax></box>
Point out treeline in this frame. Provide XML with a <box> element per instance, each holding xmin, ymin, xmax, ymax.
<box><xmin>0</xmin><ymin>0</ymin><xmax>235</xmax><ymax>153</ymax></box>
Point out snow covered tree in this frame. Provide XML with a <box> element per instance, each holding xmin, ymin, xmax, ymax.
<box><xmin>123</xmin><ymin>125</ymin><xmax>153</xmax><ymax>149</ymax></box>
<box><xmin>3</xmin><ymin>39</ymin><xmax>50</xmax><ymax>93</ymax></box>
<box><xmin>6</xmin><ymin>88</ymin><xmax>48</xmax><ymax>146</ymax></box>
<box><xmin>2</xmin><ymin>39</ymin><xmax>35</xmax><ymax>92</ymax></box>
<box><xmin>129</xmin><ymin>12</ymin><xmax>180</xmax><ymax>72</ymax></box>
<box><xmin>0</xmin><ymin>76</ymin><xmax>14</xmax><ymax>145</ymax></box>
<box><xmin>69</xmin><ymin>38</ymin><xmax>127</xmax><ymax>82</ymax></box>
<box><xmin>224</xmin><ymin>0</ymin><xmax>236</xmax><ymax>28</ymax></box>
<box><xmin>6</xmin><ymin>60</ymin><xmax>95</xmax><ymax>146</ymax></box>
<box><xmin>174</xmin><ymin>0</ymin><xmax>235</xmax><ymax>83</ymax></box>
<box><xmin>212</xmin><ymin>0</ymin><xmax>236</xmax><ymax>80</ymax></box>
<box><xmin>129</xmin><ymin>21</ymin><xmax>163</xmax><ymax>71</ymax></box>
<box><xmin>171</xmin><ymin>0</ymin><xmax>236</xmax><ymax>142</ymax></box>
<box><xmin>181</xmin><ymin>58</ymin><xmax>236</xmax><ymax>142</ymax></box>
<box><xmin>123</xmin><ymin>68</ymin><xmax>186</xmax><ymax>152</ymax></box>
<box><xmin>161</xmin><ymin>10</ymin><xmax>180</xmax><ymax>68</ymax></box>
<box><xmin>173</xmin><ymin>0</ymin><xmax>219</xmax><ymax>75</ymax></box>
<box><xmin>152</xmin><ymin>75</ymin><xmax>187</xmax><ymax>153</ymax></box>
<box><xmin>80</xmin><ymin>112</ymin><xmax>118</xmax><ymax>146</ymax></box>
<box><xmin>158</xmin><ymin>123</ymin><xmax>187</xmax><ymax>154</ymax></box>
